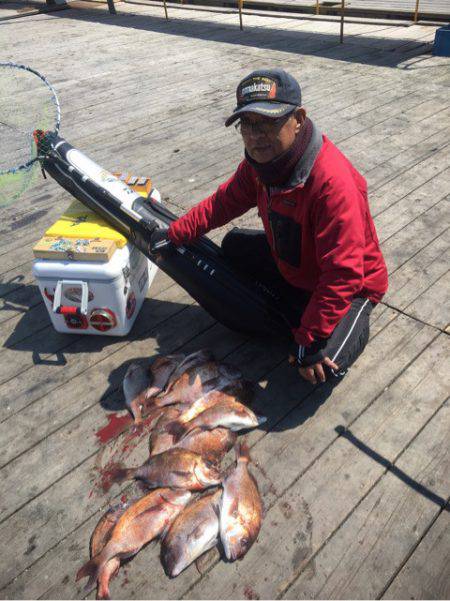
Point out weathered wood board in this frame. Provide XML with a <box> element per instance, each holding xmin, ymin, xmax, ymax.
<box><xmin>0</xmin><ymin>3</ymin><xmax>449</xmax><ymax>600</ymax></box>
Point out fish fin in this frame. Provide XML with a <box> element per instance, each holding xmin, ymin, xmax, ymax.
<box><xmin>155</xmin><ymin>384</ymin><xmax>183</xmax><ymax>406</ymax></box>
<box><xmin>76</xmin><ymin>556</ymin><xmax>102</xmax><ymax>589</ymax></box>
<box><xmin>129</xmin><ymin>397</ymin><xmax>143</xmax><ymax>424</ymax></box>
<box><xmin>160</xmin><ymin>520</ymin><xmax>175</xmax><ymax>542</ymax></box>
<box><xmin>218</xmin><ymin>363</ymin><xmax>242</xmax><ymax>381</ymax></box>
<box><xmin>192</xmin><ymin>373</ymin><xmax>203</xmax><ymax>393</ymax></box>
<box><xmin>172</xmin><ymin>469</ymin><xmax>192</xmax><ymax>478</ymax></box>
<box><xmin>144</xmin><ymin>385</ymin><xmax>162</xmax><ymax>400</ymax></box>
<box><xmin>165</xmin><ymin>421</ymin><xmax>189</xmax><ymax>442</ymax></box>
<box><xmin>235</xmin><ymin>441</ymin><xmax>251</xmax><ymax>463</ymax></box>
<box><xmin>211</xmin><ymin>492</ymin><xmax>222</xmax><ymax>517</ymax></box>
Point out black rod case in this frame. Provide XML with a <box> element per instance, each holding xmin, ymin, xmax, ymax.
<box><xmin>40</xmin><ymin>136</ymin><xmax>290</xmax><ymax>339</ymax></box>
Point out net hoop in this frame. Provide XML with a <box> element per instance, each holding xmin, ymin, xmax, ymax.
<box><xmin>0</xmin><ymin>62</ymin><xmax>61</xmax><ymax>175</ymax></box>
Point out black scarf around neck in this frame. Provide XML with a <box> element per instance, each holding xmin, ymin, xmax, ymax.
<box><xmin>245</xmin><ymin>117</ymin><xmax>313</xmax><ymax>187</ymax></box>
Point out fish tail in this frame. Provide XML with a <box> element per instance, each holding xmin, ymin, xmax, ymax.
<box><xmin>108</xmin><ymin>465</ymin><xmax>136</xmax><ymax>484</ymax></box>
<box><xmin>236</xmin><ymin>441</ymin><xmax>251</xmax><ymax>463</ymax></box>
<box><xmin>165</xmin><ymin>420</ymin><xmax>189</xmax><ymax>442</ymax></box>
<box><xmin>96</xmin><ymin>558</ymin><xmax>119</xmax><ymax>600</ymax></box>
<box><xmin>96</xmin><ymin>580</ymin><xmax>112</xmax><ymax>600</ymax></box>
<box><xmin>78</xmin><ymin>543</ymin><xmax>119</xmax><ymax>591</ymax></box>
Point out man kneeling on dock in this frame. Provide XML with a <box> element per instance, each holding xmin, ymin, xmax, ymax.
<box><xmin>151</xmin><ymin>68</ymin><xmax>388</xmax><ymax>385</ymax></box>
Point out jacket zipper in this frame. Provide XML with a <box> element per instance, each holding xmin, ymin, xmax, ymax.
<box><xmin>267</xmin><ymin>186</ymin><xmax>278</xmax><ymax>254</ymax></box>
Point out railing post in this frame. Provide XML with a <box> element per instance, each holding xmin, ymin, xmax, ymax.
<box><xmin>340</xmin><ymin>0</ymin><xmax>345</xmax><ymax>43</ymax></box>
<box><xmin>316</xmin><ymin>0</ymin><xmax>320</xmax><ymax>15</ymax></box>
<box><xmin>414</xmin><ymin>0</ymin><xmax>420</xmax><ymax>23</ymax></box>
<box><xmin>163</xmin><ymin>0</ymin><xmax>169</xmax><ymax>19</ymax></box>
<box><xmin>238</xmin><ymin>0</ymin><xmax>244</xmax><ymax>30</ymax></box>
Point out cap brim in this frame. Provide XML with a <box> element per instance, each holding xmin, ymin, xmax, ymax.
<box><xmin>225</xmin><ymin>102</ymin><xmax>296</xmax><ymax>127</ymax></box>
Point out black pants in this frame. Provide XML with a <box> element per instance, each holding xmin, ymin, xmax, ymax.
<box><xmin>222</xmin><ymin>228</ymin><xmax>374</xmax><ymax>372</ymax></box>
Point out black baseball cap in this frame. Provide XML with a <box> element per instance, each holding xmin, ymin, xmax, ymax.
<box><xmin>225</xmin><ymin>68</ymin><xmax>301</xmax><ymax>127</ymax></box>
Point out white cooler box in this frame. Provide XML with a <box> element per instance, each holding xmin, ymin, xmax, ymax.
<box><xmin>32</xmin><ymin>177</ymin><xmax>159</xmax><ymax>336</ymax></box>
<box><xmin>33</xmin><ymin>244</ymin><xmax>157</xmax><ymax>335</ymax></box>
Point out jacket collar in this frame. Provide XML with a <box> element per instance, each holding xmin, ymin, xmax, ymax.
<box><xmin>271</xmin><ymin>119</ymin><xmax>323</xmax><ymax>193</ymax></box>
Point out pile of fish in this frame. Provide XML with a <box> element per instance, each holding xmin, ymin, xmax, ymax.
<box><xmin>77</xmin><ymin>350</ymin><xmax>266</xmax><ymax>599</ymax></box>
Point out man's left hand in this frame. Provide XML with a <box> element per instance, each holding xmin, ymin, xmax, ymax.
<box><xmin>148</xmin><ymin>226</ymin><xmax>172</xmax><ymax>255</ymax></box>
<box><xmin>288</xmin><ymin>354</ymin><xmax>338</xmax><ymax>384</ymax></box>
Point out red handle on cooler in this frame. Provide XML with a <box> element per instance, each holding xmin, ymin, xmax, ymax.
<box><xmin>57</xmin><ymin>305</ymin><xmax>82</xmax><ymax>316</ymax></box>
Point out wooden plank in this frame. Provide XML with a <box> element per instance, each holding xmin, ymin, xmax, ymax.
<box><xmin>404</xmin><ymin>270</ymin><xmax>450</xmax><ymax>331</ymax></box>
<box><xmin>0</xmin><ymin>284</ymin><xmax>390</xmax><ymax>507</ymax></box>
<box><xmin>213</xmin><ymin>0</ymin><xmax>450</xmax><ymax>20</ymax></box>
<box><xmin>385</xmin><ymin>228</ymin><xmax>450</xmax><ymax>311</ymax></box>
<box><xmin>0</xmin><ymin>219</ymin><xmax>230</xmax><ymax>379</ymax></box>
<box><xmin>370</xmin><ymin>142</ymin><xmax>450</xmax><ymax>216</ymax></box>
<box><xmin>283</xmin><ymin>401</ymin><xmax>450</xmax><ymax>600</ymax></box>
<box><xmin>185</xmin><ymin>334</ymin><xmax>448</xmax><ymax>601</ymax></box>
<box><xmin>0</xmin><ymin>304</ymin><xmax>390</xmax><ymax>523</ymax></box>
<box><xmin>0</xmin><ymin>280</ymin><xmax>194</xmax><ymax>421</ymax></box>
<box><xmin>0</xmin><ymin>323</ymin><xmax>285</xmax><ymax>593</ymax></box>
<box><xmin>18</xmin><ymin>311</ymin><xmax>433</xmax><ymax>600</ymax></box>
<box><xmin>1</xmin><ymin>24</ymin><xmax>446</xmax><ymax>243</ymax></box>
<box><xmin>0</xmin><ymin>317</ymin><xmax>250</xmax><ymax>522</ymax></box>
<box><xmin>382</xmin><ymin>510</ymin><xmax>450</xmax><ymax>600</ymax></box>
<box><xmin>234</xmin><ymin>314</ymin><xmax>438</xmax><ymax>497</ymax></box>
<box><xmin>381</xmin><ymin>199</ymin><xmax>449</xmax><ymax>275</ymax></box>
<box><xmin>2</xmin><ymin>12</ymin><xmax>437</xmax><ymax>110</ymax></box>
<box><xmin>0</xmin><ymin>9</ymin><xmax>448</xmax><ymax>601</ymax></box>
<box><xmin>0</xmin><ymin>14</ymin><xmax>440</xmax><ymax>149</ymax></box>
<box><xmin>367</xmin><ymin>131</ymin><xmax>450</xmax><ymax>193</ymax></box>
<box><xmin>375</xmin><ymin>169</ymin><xmax>450</xmax><ymax>244</ymax></box>
<box><xmin>1</xmin><ymin>129</ymin><xmax>441</xmax><ymax>356</ymax></box>
<box><xmin>0</xmin><ymin>269</ymin><xmax>175</xmax><ymax>381</ymax></box>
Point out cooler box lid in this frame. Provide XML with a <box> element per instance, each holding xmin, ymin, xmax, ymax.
<box><xmin>32</xmin><ymin>243</ymin><xmax>135</xmax><ymax>282</ymax></box>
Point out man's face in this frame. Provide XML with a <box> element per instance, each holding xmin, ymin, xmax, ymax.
<box><xmin>238</xmin><ymin>107</ymin><xmax>306</xmax><ymax>164</ymax></box>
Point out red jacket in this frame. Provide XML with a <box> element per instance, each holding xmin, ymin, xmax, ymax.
<box><xmin>168</xmin><ymin>125</ymin><xmax>388</xmax><ymax>346</ymax></box>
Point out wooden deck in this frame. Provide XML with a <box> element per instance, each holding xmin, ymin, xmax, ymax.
<box><xmin>1</xmin><ymin>4</ymin><xmax>449</xmax><ymax>599</ymax></box>
<box><xmin>2</xmin><ymin>0</ymin><xmax>450</xmax><ymax>23</ymax></box>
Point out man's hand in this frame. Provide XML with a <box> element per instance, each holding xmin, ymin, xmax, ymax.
<box><xmin>148</xmin><ymin>226</ymin><xmax>171</xmax><ymax>255</ymax></box>
<box><xmin>288</xmin><ymin>354</ymin><xmax>339</xmax><ymax>384</ymax></box>
<box><xmin>288</xmin><ymin>340</ymin><xmax>339</xmax><ymax>384</ymax></box>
